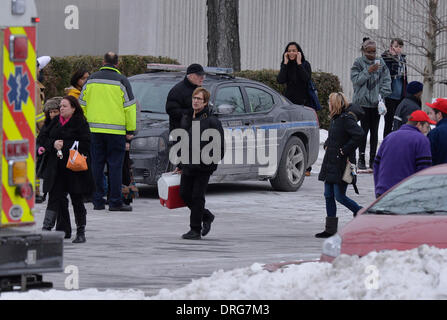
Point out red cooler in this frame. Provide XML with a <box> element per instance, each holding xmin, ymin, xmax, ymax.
<box><xmin>157</xmin><ymin>173</ymin><xmax>186</xmax><ymax>209</ymax></box>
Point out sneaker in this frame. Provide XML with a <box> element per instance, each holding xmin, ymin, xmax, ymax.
<box><xmin>305</xmin><ymin>170</ymin><xmax>311</xmax><ymax>177</ymax></box>
<box><xmin>182</xmin><ymin>230</ymin><xmax>201</xmax><ymax>240</ymax></box>
<box><xmin>93</xmin><ymin>204</ymin><xmax>105</xmax><ymax>210</ymax></box>
<box><xmin>202</xmin><ymin>215</ymin><xmax>215</xmax><ymax>237</ymax></box>
<box><xmin>109</xmin><ymin>204</ymin><xmax>132</xmax><ymax>212</ymax></box>
<box><xmin>35</xmin><ymin>195</ymin><xmax>45</xmax><ymax>204</ymax></box>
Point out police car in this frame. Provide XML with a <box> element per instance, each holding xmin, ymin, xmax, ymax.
<box><xmin>129</xmin><ymin>65</ymin><xmax>319</xmax><ymax>192</ymax></box>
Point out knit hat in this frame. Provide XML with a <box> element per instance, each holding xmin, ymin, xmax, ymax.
<box><xmin>44</xmin><ymin>97</ymin><xmax>62</xmax><ymax>112</ymax></box>
<box><xmin>407</xmin><ymin>81</ymin><xmax>423</xmax><ymax>95</ymax></box>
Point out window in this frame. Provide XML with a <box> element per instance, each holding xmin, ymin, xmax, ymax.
<box><xmin>215</xmin><ymin>86</ymin><xmax>245</xmax><ymax>114</ymax></box>
<box><xmin>366</xmin><ymin>175</ymin><xmax>447</xmax><ymax>215</ymax></box>
<box><xmin>131</xmin><ymin>80</ymin><xmax>176</xmax><ymax>115</ymax></box>
<box><xmin>246</xmin><ymin>87</ymin><xmax>274</xmax><ymax>113</ymax></box>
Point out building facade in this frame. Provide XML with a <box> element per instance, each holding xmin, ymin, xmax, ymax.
<box><xmin>36</xmin><ymin>0</ymin><xmax>447</xmax><ymax>99</ymax></box>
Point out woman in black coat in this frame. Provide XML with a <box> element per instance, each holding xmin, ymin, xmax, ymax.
<box><xmin>39</xmin><ymin>95</ymin><xmax>94</xmax><ymax>243</ymax></box>
<box><xmin>316</xmin><ymin>93</ymin><xmax>365</xmax><ymax>238</ymax></box>
<box><xmin>277</xmin><ymin>41</ymin><xmax>313</xmax><ymax>176</ymax></box>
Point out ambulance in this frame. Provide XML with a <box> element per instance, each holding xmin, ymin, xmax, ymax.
<box><xmin>0</xmin><ymin>0</ymin><xmax>63</xmax><ymax>292</ymax></box>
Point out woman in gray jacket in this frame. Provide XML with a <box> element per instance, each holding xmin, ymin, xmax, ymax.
<box><xmin>351</xmin><ymin>38</ymin><xmax>392</xmax><ymax>170</ymax></box>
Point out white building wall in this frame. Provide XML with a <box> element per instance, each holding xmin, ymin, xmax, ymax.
<box><xmin>118</xmin><ymin>0</ymin><xmax>447</xmax><ymax>99</ymax></box>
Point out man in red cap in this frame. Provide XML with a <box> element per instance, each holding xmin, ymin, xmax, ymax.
<box><xmin>373</xmin><ymin>110</ymin><xmax>434</xmax><ymax>197</ymax></box>
<box><xmin>426</xmin><ymin>98</ymin><xmax>447</xmax><ymax>165</ymax></box>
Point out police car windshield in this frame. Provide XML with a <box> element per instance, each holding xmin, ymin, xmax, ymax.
<box><xmin>131</xmin><ymin>80</ymin><xmax>177</xmax><ymax>115</ymax></box>
<box><xmin>366</xmin><ymin>175</ymin><xmax>447</xmax><ymax>215</ymax></box>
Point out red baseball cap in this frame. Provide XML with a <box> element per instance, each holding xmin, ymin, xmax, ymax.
<box><xmin>426</xmin><ymin>98</ymin><xmax>447</xmax><ymax>114</ymax></box>
<box><xmin>408</xmin><ymin>110</ymin><xmax>436</xmax><ymax>125</ymax></box>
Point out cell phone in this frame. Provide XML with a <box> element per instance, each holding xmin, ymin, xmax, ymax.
<box><xmin>375</xmin><ymin>59</ymin><xmax>381</xmax><ymax>65</ymax></box>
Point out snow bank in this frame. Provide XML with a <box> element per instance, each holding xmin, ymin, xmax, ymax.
<box><xmin>3</xmin><ymin>245</ymin><xmax>447</xmax><ymax>300</ymax></box>
<box><xmin>0</xmin><ymin>288</ymin><xmax>146</xmax><ymax>300</ymax></box>
<box><xmin>151</xmin><ymin>245</ymin><xmax>447</xmax><ymax>300</ymax></box>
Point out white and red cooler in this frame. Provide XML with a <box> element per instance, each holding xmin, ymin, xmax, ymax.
<box><xmin>157</xmin><ymin>173</ymin><xmax>186</xmax><ymax>209</ymax></box>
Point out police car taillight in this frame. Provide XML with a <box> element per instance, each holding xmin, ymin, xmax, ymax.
<box><xmin>9</xmin><ymin>35</ymin><xmax>28</xmax><ymax>62</ymax></box>
<box><xmin>6</xmin><ymin>140</ymin><xmax>29</xmax><ymax>159</ymax></box>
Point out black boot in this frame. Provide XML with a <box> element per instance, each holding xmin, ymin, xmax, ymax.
<box><xmin>315</xmin><ymin>217</ymin><xmax>338</xmax><ymax>238</ymax></box>
<box><xmin>42</xmin><ymin>210</ymin><xmax>57</xmax><ymax>231</ymax></box>
<box><xmin>182</xmin><ymin>229</ymin><xmax>201</xmax><ymax>240</ymax></box>
<box><xmin>72</xmin><ymin>226</ymin><xmax>86</xmax><ymax>243</ymax></box>
<box><xmin>358</xmin><ymin>153</ymin><xmax>366</xmax><ymax>170</ymax></box>
<box><xmin>72</xmin><ymin>198</ymin><xmax>87</xmax><ymax>243</ymax></box>
<box><xmin>369</xmin><ymin>155</ymin><xmax>375</xmax><ymax>170</ymax></box>
<box><xmin>202</xmin><ymin>210</ymin><xmax>215</xmax><ymax>237</ymax></box>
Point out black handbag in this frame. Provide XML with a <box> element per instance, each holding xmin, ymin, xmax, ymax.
<box><xmin>36</xmin><ymin>153</ymin><xmax>47</xmax><ymax>179</ymax></box>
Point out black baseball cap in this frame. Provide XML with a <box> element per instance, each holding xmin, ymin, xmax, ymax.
<box><xmin>186</xmin><ymin>63</ymin><xmax>205</xmax><ymax>75</ymax></box>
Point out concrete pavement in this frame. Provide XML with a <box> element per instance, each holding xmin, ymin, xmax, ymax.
<box><xmin>34</xmin><ymin>173</ymin><xmax>376</xmax><ymax>296</ymax></box>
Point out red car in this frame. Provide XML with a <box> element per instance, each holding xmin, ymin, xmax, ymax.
<box><xmin>321</xmin><ymin>164</ymin><xmax>447</xmax><ymax>263</ymax></box>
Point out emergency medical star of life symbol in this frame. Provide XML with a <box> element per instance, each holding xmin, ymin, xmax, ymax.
<box><xmin>7</xmin><ymin>66</ymin><xmax>30</xmax><ymax>112</ymax></box>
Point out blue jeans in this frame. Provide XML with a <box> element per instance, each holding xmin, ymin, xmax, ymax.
<box><xmin>91</xmin><ymin>133</ymin><xmax>126</xmax><ymax>208</ymax></box>
<box><xmin>324</xmin><ymin>182</ymin><xmax>362</xmax><ymax>217</ymax></box>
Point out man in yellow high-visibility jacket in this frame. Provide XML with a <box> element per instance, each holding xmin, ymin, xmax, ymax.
<box><xmin>79</xmin><ymin>52</ymin><xmax>137</xmax><ymax>211</ymax></box>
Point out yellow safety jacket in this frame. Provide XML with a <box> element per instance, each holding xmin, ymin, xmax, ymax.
<box><xmin>79</xmin><ymin>66</ymin><xmax>136</xmax><ymax>135</ymax></box>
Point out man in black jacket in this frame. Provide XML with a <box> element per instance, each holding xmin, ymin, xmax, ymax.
<box><xmin>382</xmin><ymin>38</ymin><xmax>408</xmax><ymax>138</ymax></box>
<box><xmin>174</xmin><ymin>87</ymin><xmax>225</xmax><ymax>240</ymax></box>
<box><xmin>393</xmin><ymin>81</ymin><xmax>423</xmax><ymax>131</ymax></box>
<box><xmin>166</xmin><ymin>64</ymin><xmax>206</xmax><ymax>133</ymax></box>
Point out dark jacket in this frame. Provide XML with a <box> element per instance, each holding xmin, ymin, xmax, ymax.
<box><xmin>393</xmin><ymin>94</ymin><xmax>422</xmax><ymax>131</ymax></box>
<box><xmin>179</xmin><ymin>106</ymin><xmax>225</xmax><ymax>176</ymax></box>
<box><xmin>374</xmin><ymin>125</ymin><xmax>432</xmax><ymax>195</ymax></box>
<box><xmin>277</xmin><ymin>60</ymin><xmax>312</xmax><ymax>106</ymax></box>
<box><xmin>428</xmin><ymin>118</ymin><xmax>447</xmax><ymax>165</ymax></box>
<box><xmin>319</xmin><ymin>104</ymin><xmax>365</xmax><ymax>184</ymax></box>
<box><xmin>166</xmin><ymin>77</ymin><xmax>198</xmax><ymax>132</ymax></box>
<box><xmin>382</xmin><ymin>50</ymin><xmax>408</xmax><ymax>99</ymax></box>
<box><xmin>39</xmin><ymin>113</ymin><xmax>95</xmax><ymax>195</ymax></box>
<box><xmin>36</xmin><ymin>115</ymin><xmax>55</xmax><ymax>179</ymax></box>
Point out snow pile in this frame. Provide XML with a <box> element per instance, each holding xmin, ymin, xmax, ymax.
<box><xmin>0</xmin><ymin>288</ymin><xmax>146</xmax><ymax>300</ymax></box>
<box><xmin>151</xmin><ymin>245</ymin><xmax>447</xmax><ymax>300</ymax></box>
<box><xmin>2</xmin><ymin>245</ymin><xmax>447</xmax><ymax>300</ymax></box>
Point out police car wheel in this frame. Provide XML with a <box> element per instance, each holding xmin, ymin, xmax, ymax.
<box><xmin>270</xmin><ymin>136</ymin><xmax>307</xmax><ymax>192</ymax></box>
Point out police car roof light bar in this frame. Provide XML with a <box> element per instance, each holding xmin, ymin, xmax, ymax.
<box><xmin>147</xmin><ymin>64</ymin><xmax>186</xmax><ymax>72</ymax></box>
<box><xmin>147</xmin><ymin>64</ymin><xmax>233</xmax><ymax>75</ymax></box>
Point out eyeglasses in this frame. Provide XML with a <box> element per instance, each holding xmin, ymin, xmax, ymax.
<box><xmin>192</xmin><ymin>97</ymin><xmax>204</xmax><ymax>102</ymax></box>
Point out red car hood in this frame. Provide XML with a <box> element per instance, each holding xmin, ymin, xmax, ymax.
<box><xmin>339</xmin><ymin>214</ymin><xmax>447</xmax><ymax>257</ymax></box>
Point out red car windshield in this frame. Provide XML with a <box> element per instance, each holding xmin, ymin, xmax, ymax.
<box><xmin>367</xmin><ymin>175</ymin><xmax>447</xmax><ymax>215</ymax></box>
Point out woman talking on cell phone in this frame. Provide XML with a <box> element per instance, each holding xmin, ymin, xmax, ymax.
<box><xmin>351</xmin><ymin>38</ymin><xmax>392</xmax><ymax>170</ymax></box>
<box><xmin>277</xmin><ymin>41</ymin><xmax>313</xmax><ymax>176</ymax></box>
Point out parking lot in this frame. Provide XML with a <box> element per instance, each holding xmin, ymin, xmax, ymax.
<box><xmin>33</xmin><ymin>168</ymin><xmax>376</xmax><ymax>296</ymax></box>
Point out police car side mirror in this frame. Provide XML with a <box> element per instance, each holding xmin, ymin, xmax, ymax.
<box><xmin>216</xmin><ymin>104</ymin><xmax>235</xmax><ymax>115</ymax></box>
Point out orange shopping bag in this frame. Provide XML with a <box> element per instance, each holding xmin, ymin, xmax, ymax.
<box><xmin>66</xmin><ymin>141</ymin><xmax>88</xmax><ymax>172</ymax></box>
